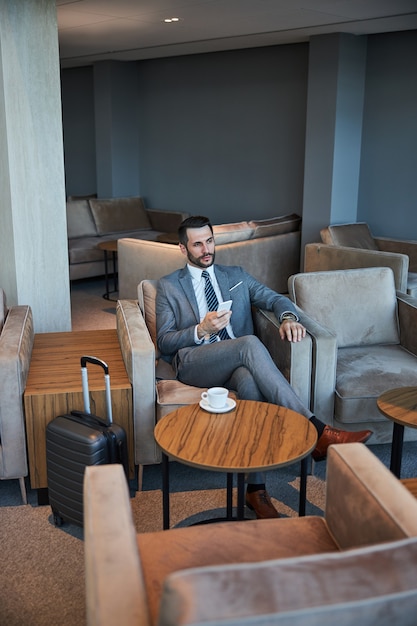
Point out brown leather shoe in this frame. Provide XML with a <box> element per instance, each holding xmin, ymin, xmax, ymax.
<box><xmin>312</xmin><ymin>425</ymin><xmax>373</xmax><ymax>462</ymax></box>
<box><xmin>245</xmin><ymin>489</ymin><xmax>279</xmax><ymax>519</ymax></box>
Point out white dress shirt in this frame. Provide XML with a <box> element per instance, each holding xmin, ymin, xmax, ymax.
<box><xmin>187</xmin><ymin>264</ymin><xmax>235</xmax><ymax>343</ymax></box>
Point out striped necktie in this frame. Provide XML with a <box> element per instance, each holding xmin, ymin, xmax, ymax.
<box><xmin>202</xmin><ymin>270</ymin><xmax>230</xmax><ymax>342</ymax></box>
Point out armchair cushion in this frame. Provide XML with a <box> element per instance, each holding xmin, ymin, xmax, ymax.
<box><xmin>66</xmin><ymin>199</ymin><xmax>98</xmax><ymax>238</ymax></box>
<box><xmin>159</xmin><ymin>537</ymin><xmax>417</xmax><ymax>626</ymax></box>
<box><xmin>288</xmin><ymin>267</ymin><xmax>399</xmax><ymax>348</ymax></box>
<box><xmin>320</xmin><ymin>223</ymin><xmax>378</xmax><ymax>250</ymax></box>
<box><xmin>336</xmin><ymin>344</ymin><xmax>417</xmax><ymax>424</ymax></box>
<box><xmin>89</xmin><ymin>196</ymin><xmax>151</xmax><ymax>235</ymax></box>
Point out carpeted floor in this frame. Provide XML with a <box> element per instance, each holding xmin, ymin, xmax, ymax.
<box><xmin>1</xmin><ymin>276</ymin><xmax>416</xmax><ymax>625</ymax></box>
<box><xmin>70</xmin><ymin>276</ymin><xmax>117</xmax><ymax>331</ymax></box>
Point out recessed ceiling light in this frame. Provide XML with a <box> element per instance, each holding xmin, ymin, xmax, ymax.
<box><xmin>164</xmin><ymin>17</ymin><xmax>181</xmax><ymax>23</ymax></box>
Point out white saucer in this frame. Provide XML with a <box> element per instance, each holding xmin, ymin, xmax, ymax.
<box><xmin>199</xmin><ymin>398</ymin><xmax>236</xmax><ymax>413</ymax></box>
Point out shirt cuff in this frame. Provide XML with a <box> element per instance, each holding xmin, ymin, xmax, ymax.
<box><xmin>279</xmin><ymin>311</ymin><xmax>299</xmax><ymax>323</ymax></box>
<box><xmin>194</xmin><ymin>325</ymin><xmax>205</xmax><ymax>344</ymax></box>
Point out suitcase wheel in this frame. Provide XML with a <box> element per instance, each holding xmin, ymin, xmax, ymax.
<box><xmin>52</xmin><ymin>510</ymin><xmax>64</xmax><ymax>527</ymax></box>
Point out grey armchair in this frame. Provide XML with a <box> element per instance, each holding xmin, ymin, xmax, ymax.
<box><xmin>288</xmin><ymin>267</ymin><xmax>417</xmax><ymax>443</ymax></box>
<box><xmin>320</xmin><ymin>222</ymin><xmax>417</xmax><ymax>296</ymax></box>
<box><xmin>0</xmin><ymin>288</ymin><xmax>34</xmax><ymax>503</ymax></box>
<box><xmin>304</xmin><ymin>242</ymin><xmax>410</xmax><ymax>293</ymax></box>
<box><xmin>116</xmin><ymin>280</ymin><xmax>313</xmax><ymax>470</ymax></box>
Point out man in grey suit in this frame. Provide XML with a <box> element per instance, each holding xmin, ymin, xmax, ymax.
<box><xmin>156</xmin><ymin>216</ymin><xmax>372</xmax><ymax>518</ymax></box>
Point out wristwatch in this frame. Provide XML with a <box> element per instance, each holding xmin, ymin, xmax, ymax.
<box><xmin>280</xmin><ymin>312</ymin><xmax>298</xmax><ymax>323</ymax></box>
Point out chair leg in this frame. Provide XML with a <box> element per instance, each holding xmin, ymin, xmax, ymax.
<box><xmin>19</xmin><ymin>477</ymin><xmax>27</xmax><ymax>505</ymax></box>
<box><xmin>137</xmin><ymin>464</ymin><xmax>144</xmax><ymax>491</ymax></box>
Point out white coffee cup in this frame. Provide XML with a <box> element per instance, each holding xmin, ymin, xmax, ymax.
<box><xmin>201</xmin><ymin>387</ymin><xmax>229</xmax><ymax>409</ymax></box>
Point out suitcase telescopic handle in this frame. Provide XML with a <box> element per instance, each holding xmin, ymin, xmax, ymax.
<box><xmin>80</xmin><ymin>356</ymin><xmax>113</xmax><ymax>423</ymax></box>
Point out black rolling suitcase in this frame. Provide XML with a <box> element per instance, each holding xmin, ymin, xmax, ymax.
<box><xmin>46</xmin><ymin>355</ymin><xmax>128</xmax><ymax>527</ymax></box>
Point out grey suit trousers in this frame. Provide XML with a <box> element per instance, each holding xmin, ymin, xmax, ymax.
<box><xmin>173</xmin><ymin>335</ymin><xmax>314</xmax><ymax>485</ymax></box>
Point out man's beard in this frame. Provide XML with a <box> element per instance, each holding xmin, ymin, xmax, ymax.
<box><xmin>186</xmin><ymin>249</ymin><xmax>215</xmax><ymax>268</ymax></box>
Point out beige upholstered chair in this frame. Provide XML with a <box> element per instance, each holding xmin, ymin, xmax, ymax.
<box><xmin>320</xmin><ymin>222</ymin><xmax>417</xmax><ymax>296</ymax></box>
<box><xmin>84</xmin><ymin>443</ymin><xmax>417</xmax><ymax>626</ymax></box>
<box><xmin>288</xmin><ymin>267</ymin><xmax>417</xmax><ymax>443</ymax></box>
<box><xmin>0</xmin><ymin>288</ymin><xmax>34</xmax><ymax>503</ymax></box>
<box><xmin>116</xmin><ymin>280</ymin><xmax>313</xmax><ymax>469</ymax></box>
<box><xmin>304</xmin><ymin>242</ymin><xmax>410</xmax><ymax>293</ymax></box>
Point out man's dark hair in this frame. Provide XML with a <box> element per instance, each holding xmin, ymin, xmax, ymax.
<box><xmin>178</xmin><ymin>215</ymin><xmax>213</xmax><ymax>245</ymax></box>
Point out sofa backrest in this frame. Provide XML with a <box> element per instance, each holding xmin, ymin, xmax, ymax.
<box><xmin>304</xmin><ymin>242</ymin><xmax>409</xmax><ymax>293</ymax></box>
<box><xmin>320</xmin><ymin>222</ymin><xmax>379</xmax><ymax>250</ymax></box>
<box><xmin>89</xmin><ymin>197</ymin><xmax>151</xmax><ymax>235</ymax></box>
<box><xmin>288</xmin><ymin>267</ymin><xmax>400</xmax><ymax>348</ymax></box>
<box><xmin>66</xmin><ymin>196</ymin><xmax>152</xmax><ymax>239</ymax></box>
<box><xmin>118</xmin><ymin>215</ymin><xmax>301</xmax><ymax>299</ymax></box>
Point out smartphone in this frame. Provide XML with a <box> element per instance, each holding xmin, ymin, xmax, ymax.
<box><xmin>217</xmin><ymin>299</ymin><xmax>232</xmax><ymax>313</ymax></box>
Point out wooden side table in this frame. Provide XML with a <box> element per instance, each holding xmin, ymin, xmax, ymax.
<box><xmin>97</xmin><ymin>240</ymin><xmax>118</xmax><ymax>300</ymax></box>
<box><xmin>154</xmin><ymin>400</ymin><xmax>317</xmax><ymax>529</ymax></box>
<box><xmin>24</xmin><ymin>329</ymin><xmax>134</xmax><ymax>502</ymax></box>
<box><xmin>377</xmin><ymin>386</ymin><xmax>417</xmax><ymax>477</ymax></box>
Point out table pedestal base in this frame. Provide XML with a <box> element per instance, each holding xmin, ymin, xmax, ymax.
<box><xmin>161</xmin><ymin>454</ymin><xmax>308</xmax><ymax>529</ymax></box>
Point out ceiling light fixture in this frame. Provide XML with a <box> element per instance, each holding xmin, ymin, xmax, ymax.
<box><xmin>164</xmin><ymin>17</ymin><xmax>180</xmax><ymax>23</ymax></box>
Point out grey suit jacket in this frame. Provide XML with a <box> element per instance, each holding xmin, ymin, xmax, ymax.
<box><xmin>156</xmin><ymin>264</ymin><xmax>297</xmax><ymax>363</ymax></box>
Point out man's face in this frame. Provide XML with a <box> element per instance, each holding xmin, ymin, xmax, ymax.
<box><xmin>179</xmin><ymin>225</ymin><xmax>215</xmax><ymax>269</ymax></box>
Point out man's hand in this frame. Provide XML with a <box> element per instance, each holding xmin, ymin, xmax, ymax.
<box><xmin>279</xmin><ymin>319</ymin><xmax>306</xmax><ymax>342</ymax></box>
<box><xmin>198</xmin><ymin>310</ymin><xmax>232</xmax><ymax>337</ymax></box>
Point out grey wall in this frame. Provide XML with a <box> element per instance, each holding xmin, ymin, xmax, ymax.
<box><xmin>62</xmin><ymin>66</ymin><xmax>96</xmax><ymax>197</ymax></box>
<box><xmin>136</xmin><ymin>45</ymin><xmax>308</xmax><ymax>223</ymax></box>
<box><xmin>61</xmin><ymin>30</ymin><xmax>417</xmax><ymax>239</ymax></box>
<box><xmin>359</xmin><ymin>30</ymin><xmax>417</xmax><ymax>239</ymax></box>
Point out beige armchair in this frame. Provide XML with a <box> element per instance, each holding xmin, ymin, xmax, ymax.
<box><xmin>304</xmin><ymin>242</ymin><xmax>410</xmax><ymax>293</ymax></box>
<box><xmin>0</xmin><ymin>288</ymin><xmax>34</xmax><ymax>502</ymax></box>
<box><xmin>116</xmin><ymin>280</ymin><xmax>313</xmax><ymax>468</ymax></box>
<box><xmin>84</xmin><ymin>443</ymin><xmax>417</xmax><ymax>626</ymax></box>
<box><xmin>288</xmin><ymin>267</ymin><xmax>417</xmax><ymax>443</ymax></box>
<box><xmin>320</xmin><ymin>222</ymin><xmax>417</xmax><ymax>296</ymax></box>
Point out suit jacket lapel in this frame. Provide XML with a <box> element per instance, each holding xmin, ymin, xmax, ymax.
<box><xmin>214</xmin><ymin>266</ymin><xmax>231</xmax><ymax>301</ymax></box>
<box><xmin>178</xmin><ymin>266</ymin><xmax>200</xmax><ymax>321</ymax></box>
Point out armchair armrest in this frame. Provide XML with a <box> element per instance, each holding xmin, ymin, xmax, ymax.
<box><xmin>397</xmin><ymin>292</ymin><xmax>417</xmax><ymax>355</ymax></box>
<box><xmin>296</xmin><ymin>307</ymin><xmax>337</xmax><ymax>423</ymax></box>
<box><xmin>84</xmin><ymin>464</ymin><xmax>150</xmax><ymax>626</ymax></box>
<box><xmin>253</xmin><ymin>308</ymin><xmax>312</xmax><ymax>408</ymax></box>
<box><xmin>0</xmin><ymin>305</ymin><xmax>34</xmax><ymax>479</ymax></box>
<box><xmin>375</xmin><ymin>236</ymin><xmax>417</xmax><ymax>273</ymax></box>
<box><xmin>325</xmin><ymin>443</ymin><xmax>417</xmax><ymax>549</ymax></box>
<box><xmin>145</xmin><ymin>209</ymin><xmax>189</xmax><ymax>232</ymax></box>
<box><xmin>304</xmin><ymin>243</ymin><xmax>409</xmax><ymax>293</ymax></box>
<box><xmin>116</xmin><ymin>300</ymin><xmax>159</xmax><ymax>465</ymax></box>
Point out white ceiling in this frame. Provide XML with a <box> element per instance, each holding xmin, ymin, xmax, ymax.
<box><xmin>57</xmin><ymin>0</ymin><xmax>417</xmax><ymax>68</ymax></box>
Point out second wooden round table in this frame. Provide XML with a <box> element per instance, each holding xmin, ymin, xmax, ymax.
<box><xmin>377</xmin><ymin>386</ymin><xmax>417</xmax><ymax>477</ymax></box>
<box><xmin>154</xmin><ymin>399</ymin><xmax>317</xmax><ymax>528</ymax></box>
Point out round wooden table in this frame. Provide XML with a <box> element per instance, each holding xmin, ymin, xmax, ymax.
<box><xmin>377</xmin><ymin>386</ymin><xmax>417</xmax><ymax>477</ymax></box>
<box><xmin>154</xmin><ymin>399</ymin><xmax>317</xmax><ymax>529</ymax></box>
<box><xmin>97</xmin><ymin>240</ymin><xmax>118</xmax><ymax>300</ymax></box>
